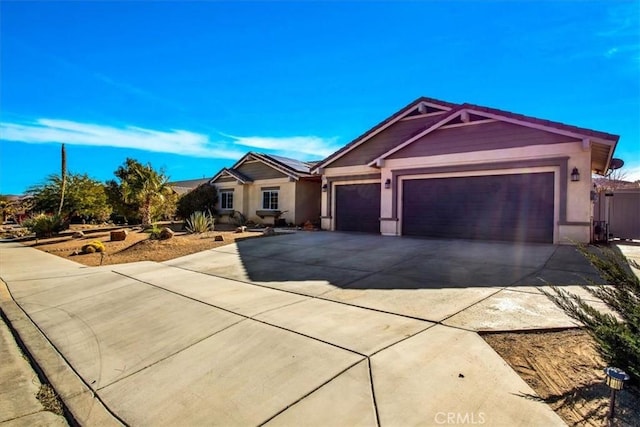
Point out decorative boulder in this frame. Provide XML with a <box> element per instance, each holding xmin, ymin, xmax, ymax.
<box><xmin>110</xmin><ymin>230</ymin><xmax>128</xmax><ymax>241</ymax></box>
<box><xmin>214</xmin><ymin>235</ymin><xmax>224</xmax><ymax>242</ymax></box>
<box><xmin>235</xmin><ymin>226</ymin><xmax>247</xmax><ymax>233</ymax></box>
<box><xmin>72</xmin><ymin>231</ymin><xmax>85</xmax><ymax>239</ymax></box>
<box><xmin>159</xmin><ymin>227</ymin><xmax>174</xmax><ymax>240</ymax></box>
<box><xmin>263</xmin><ymin>227</ymin><xmax>275</xmax><ymax>236</ymax></box>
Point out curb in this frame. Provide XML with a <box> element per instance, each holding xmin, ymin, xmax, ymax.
<box><xmin>0</xmin><ymin>280</ymin><xmax>124</xmax><ymax>427</ymax></box>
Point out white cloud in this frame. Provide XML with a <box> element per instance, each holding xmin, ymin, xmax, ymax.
<box><xmin>0</xmin><ymin>118</ymin><xmax>340</xmax><ymax>161</ymax></box>
<box><xmin>623</xmin><ymin>164</ymin><xmax>640</xmax><ymax>182</ymax></box>
<box><xmin>222</xmin><ymin>133</ymin><xmax>340</xmax><ymax>158</ymax></box>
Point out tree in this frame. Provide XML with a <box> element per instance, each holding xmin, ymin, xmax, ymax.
<box><xmin>110</xmin><ymin>158</ymin><xmax>173</xmax><ymax>226</ymax></box>
<box><xmin>28</xmin><ymin>173</ymin><xmax>112</xmax><ymax>222</ymax></box>
<box><xmin>176</xmin><ymin>184</ymin><xmax>218</xmax><ymax>219</ymax></box>
<box><xmin>58</xmin><ymin>143</ymin><xmax>67</xmax><ymax>216</ymax></box>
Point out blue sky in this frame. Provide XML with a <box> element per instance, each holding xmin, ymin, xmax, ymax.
<box><xmin>1</xmin><ymin>1</ymin><xmax>638</xmax><ymax>195</ymax></box>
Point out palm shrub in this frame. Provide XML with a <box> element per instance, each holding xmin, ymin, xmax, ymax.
<box><xmin>146</xmin><ymin>224</ymin><xmax>163</xmax><ymax>240</ymax></box>
<box><xmin>185</xmin><ymin>211</ymin><xmax>214</xmax><ymax>234</ymax></box>
<box><xmin>542</xmin><ymin>244</ymin><xmax>640</xmax><ymax>383</ymax></box>
<box><xmin>23</xmin><ymin>213</ymin><xmax>66</xmax><ymax>238</ymax></box>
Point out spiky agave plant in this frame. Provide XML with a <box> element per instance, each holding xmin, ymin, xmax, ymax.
<box><xmin>185</xmin><ymin>211</ymin><xmax>215</xmax><ymax>234</ymax></box>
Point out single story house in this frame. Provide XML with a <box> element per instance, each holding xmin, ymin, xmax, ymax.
<box><xmin>210</xmin><ymin>152</ymin><xmax>321</xmax><ymax>226</ymax></box>
<box><xmin>312</xmin><ymin>97</ymin><xmax>620</xmax><ymax>244</ymax></box>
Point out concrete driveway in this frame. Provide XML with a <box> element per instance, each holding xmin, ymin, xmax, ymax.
<box><xmin>1</xmin><ymin>232</ymin><xmax>605</xmax><ymax>426</ymax></box>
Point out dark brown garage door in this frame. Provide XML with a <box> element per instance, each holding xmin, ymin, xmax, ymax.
<box><xmin>402</xmin><ymin>173</ymin><xmax>554</xmax><ymax>243</ymax></box>
<box><xmin>335</xmin><ymin>184</ymin><xmax>381</xmax><ymax>232</ymax></box>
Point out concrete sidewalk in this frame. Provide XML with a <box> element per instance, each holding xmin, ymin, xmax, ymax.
<box><xmin>0</xmin><ymin>310</ymin><xmax>68</xmax><ymax>426</ymax></box>
<box><xmin>0</xmin><ymin>236</ymin><xmax>586</xmax><ymax>426</ymax></box>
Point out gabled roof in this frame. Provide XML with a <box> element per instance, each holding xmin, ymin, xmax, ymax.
<box><xmin>209</xmin><ymin>152</ymin><xmax>316</xmax><ymax>185</ymax></box>
<box><xmin>168</xmin><ymin>178</ymin><xmax>211</xmax><ymax>196</ymax></box>
<box><xmin>250</xmin><ymin>152</ymin><xmax>315</xmax><ymax>176</ymax></box>
<box><xmin>314</xmin><ymin>97</ymin><xmax>620</xmax><ymax>175</ymax></box>
<box><xmin>311</xmin><ymin>96</ymin><xmax>454</xmax><ymax>172</ymax></box>
<box><xmin>210</xmin><ymin>167</ymin><xmax>252</xmax><ymax>185</ymax></box>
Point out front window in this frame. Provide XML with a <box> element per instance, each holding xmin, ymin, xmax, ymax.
<box><xmin>262</xmin><ymin>190</ymin><xmax>279</xmax><ymax>210</ymax></box>
<box><xmin>220</xmin><ymin>191</ymin><xmax>233</xmax><ymax>210</ymax></box>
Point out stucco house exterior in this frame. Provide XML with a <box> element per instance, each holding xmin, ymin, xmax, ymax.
<box><xmin>312</xmin><ymin>97</ymin><xmax>620</xmax><ymax>244</ymax></box>
<box><xmin>210</xmin><ymin>152</ymin><xmax>321</xmax><ymax>226</ymax></box>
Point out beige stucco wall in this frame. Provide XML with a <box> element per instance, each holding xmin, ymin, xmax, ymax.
<box><xmin>213</xmin><ymin>178</ymin><xmax>293</xmax><ymax>225</ymax></box>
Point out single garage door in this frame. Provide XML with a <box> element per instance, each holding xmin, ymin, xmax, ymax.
<box><xmin>402</xmin><ymin>173</ymin><xmax>554</xmax><ymax>243</ymax></box>
<box><xmin>335</xmin><ymin>183</ymin><xmax>381</xmax><ymax>232</ymax></box>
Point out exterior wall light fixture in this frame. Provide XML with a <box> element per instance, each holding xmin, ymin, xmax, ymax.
<box><xmin>384</xmin><ymin>178</ymin><xmax>391</xmax><ymax>189</ymax></box>
<box><xmin>322</xmin><ymin>184</ymin><xmax>328</xmax><ymax>192</ymax></box>
<box><xmin>571</xmin><ymin>167</ymin><xmax>580</xmax><ymax>182</ymax></box>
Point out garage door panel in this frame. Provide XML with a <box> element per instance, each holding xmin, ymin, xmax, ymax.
<box><xmin>402</xmin><ymin>173</ymin><xmax>554</xmax><ymax>243</ymax></box>
<box><xmin>335</xmin><ymin>184</ymin><xmax>381</xmax><ymax>233</ymax></box>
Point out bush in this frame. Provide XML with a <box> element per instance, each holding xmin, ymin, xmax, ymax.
<box><xmin>176</xmin><ymin>184</ymin><xmax>218</xmax><ymax>219</ymax></box>
<box><xmin>81</xmin><ymin>240</ymin><xmax>105</xmax><ymax>254</ymax></box>
<box><xmin>146</xmin><ymin>224</ymin><xmax>162</xmax><ymax>240</ymax></box>
<box><xmin>185</xmin><ymin>211</ymin><xmax>214</xmax><ymax>234</ymax></box>
<box><xmin>230</xmin><ymin>210</ymin><xmax>247</xmax><ymax>227</ymax></box>
<box><xmin>22</xmin><ymin>213</ymin><xmax>66</xmax><ymax>238</ymax></box>
<box><xmin>542</xmin><ymin>244</ymin><xmax>640</xmax><ymax>383</ymax></box>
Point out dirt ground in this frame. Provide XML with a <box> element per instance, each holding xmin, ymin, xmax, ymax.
<box><xmin>484</xmin><ymin>329</ymin><xmax>639</xmax><ymax>426</ymax></box>
<box><xmin>13</xmin><ymin>225</ymin><xmax>640</xmax><ymax>425</ymax></box>
<box><xmin>21</xmin><ymin>224</ymin><xmax>264</xmax><ymax>266</ymax></box>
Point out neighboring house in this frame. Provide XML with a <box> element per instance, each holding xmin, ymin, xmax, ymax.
<box><xmin>312</xmin><ymin>97</ymin><xmax>620</xmax><ymax>244</ymax></box>
<box><xmin>168</xmin><ymin>178</ymin><xmax>212</xmax><ymax>196</ymax></box>
<box><xmin>210</xmin><ymin>152</ymin><xmax>321</xmax><ymax>226</ymax></box>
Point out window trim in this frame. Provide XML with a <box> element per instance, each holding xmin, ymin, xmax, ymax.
<box><xmin>220</xmin><ymin>190</ymin><xmax>234</xmax><ymax>210</ymax></box>
<box><xmin>261</xmin><ymin>190</ymin><xmax>279</xmax><ymax>210</ymax></box>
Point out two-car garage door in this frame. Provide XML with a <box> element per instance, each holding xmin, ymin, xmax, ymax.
<box><xmin>402</xmin><ymin>173</ymin><xmax>554</xmax><ymax>243</ymax></box>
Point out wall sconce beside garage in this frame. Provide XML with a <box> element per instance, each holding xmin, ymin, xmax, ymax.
<box><xmin>571</xmin><ymin>167</ymin><xmax>580</xmax><ymax>182</ymax></box>
<box><xmin>384</xmin><ymin>178</ymin><xmax>391</xmax><ymax>189</ymax></box>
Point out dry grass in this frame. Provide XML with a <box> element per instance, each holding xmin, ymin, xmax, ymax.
<box><xmin>36</xmin><ymin>384</ymin><xmax>64</xmax><ymax>416</ymax></box>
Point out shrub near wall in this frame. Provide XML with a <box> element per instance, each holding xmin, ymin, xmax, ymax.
<box><xmin>22</xmin><ymin>213</ymin><xmax>66</xmax><ymax>238</ymax></box>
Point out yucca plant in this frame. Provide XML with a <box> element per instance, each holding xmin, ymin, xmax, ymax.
<box><xmin>185</xmin><ymin>211</ymin><xmax>214</xmax><ymax>234</ymax></box>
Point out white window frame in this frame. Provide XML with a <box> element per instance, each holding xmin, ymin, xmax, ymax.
<box><xmin>220</xmin><ymin>190</ymin><xmax>234</xmax><ymax>210</ymax></box>
<box><xmin>262</xmin><ymin>190</ymin><xmax>279</xmax><ymax>210</ymax></box>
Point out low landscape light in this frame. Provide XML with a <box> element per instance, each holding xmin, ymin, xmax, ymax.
<box><xmin>604</xmin><ymin>367</ymin><xmax>629</xmax><ymax>423</ymax></box>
